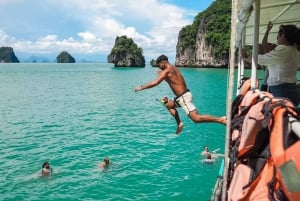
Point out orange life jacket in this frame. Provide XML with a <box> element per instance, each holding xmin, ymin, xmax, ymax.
<box><xmin>227</xmin><ymin>88</ymin><xmax>300</xmax><ymax>201</ymax></box>
<box><xmin>270</xmin><ymin>104</ymin><xmax>300</xmax><ymax>201</ymax></box>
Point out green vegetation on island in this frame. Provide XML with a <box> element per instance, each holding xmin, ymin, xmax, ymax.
<box><xmin>179</xmin><ymin>0</ymin><xmax>231</xmax><ymax>59</ymax></box>
<box><xmin>111</xmin><ymin>35</ymin><xmax>143</xmax><ymax>57</ymax></box>
<box><xmin>108</xmin><ymin>35</ymin><xmax>145</xmax><ymax>67</ymax></box>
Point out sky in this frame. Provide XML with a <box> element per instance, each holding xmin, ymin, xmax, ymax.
<box><xmin>0</xmin><ymin>0</ymin><xmax>215</xmax><ymax>62</ymax></box>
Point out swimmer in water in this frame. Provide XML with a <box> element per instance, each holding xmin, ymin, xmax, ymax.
<box><xmin>41</xmin><ymin>162</ymin><xmax>52</xmax><ymax>176</ymax></box>
<box><xmin>202</xmin><ymin>153</ymin><xmax>215</xmax><ymax>164</ymax></box>
<box><xmin>201</xmin><ymin>146</ymin><xmax>210</xmax><ymax>156</ymax></box>
<box><xmin>99</xmin><ymin>157</ymin><xmax>110</xmax><ymax>169</ymax></box>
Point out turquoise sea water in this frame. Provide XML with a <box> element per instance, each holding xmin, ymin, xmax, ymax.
<box><xmin>0</xmin><ymin>63</ymin><xmax>265</xmax><ymax>201</ymax></box>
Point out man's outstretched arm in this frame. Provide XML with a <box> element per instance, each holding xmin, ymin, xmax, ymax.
<box><xmin>134</xmin><ymin>70</ymin><xmax>168</xmax><ymax>92</ymax></box>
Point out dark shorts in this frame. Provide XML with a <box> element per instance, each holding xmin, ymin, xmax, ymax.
<box><xmin>269</xmin><ymin>83</ymin><xmax>300</xmax><ymax>106</ymax></box>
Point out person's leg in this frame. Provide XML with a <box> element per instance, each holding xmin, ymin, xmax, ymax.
<box><xmin>189</xmin><ymin>110</ymin><xmax>226</xmax><ymax>125</ymax></box>
<box><xmin>165</xmin><ymin>100</ymin><xmax>184</xmax><ymax>134</ymax></box>
<box><xmin>176</xmin><ymin>92</ymin><xmax>226</xmax><ymax>125</ymax></box>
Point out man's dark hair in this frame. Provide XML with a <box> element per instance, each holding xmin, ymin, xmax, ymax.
<box><xmin>104</xmin><ymin>157</ymin><xmax>109</xmax><ymax>164</ymax></box>
<box><xmin>42</xmin><ymin>162</ymin><xmax>49</xmax><ymax>169</ymax></box>
<box><xmin>156</xmin><ymin>55</ymin><xmax>168</xmax><ymax>64</ymax></box>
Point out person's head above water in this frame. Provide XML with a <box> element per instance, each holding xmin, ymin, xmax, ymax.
<box><xmin>41</xmin><ymin>162</ymin><xmax>52</xmax><ymax>175</ymax></box>
<box><xmin>42</xmin><ymin>162</ymin><xmax>50</xmax><ymax>169</ymax></box>
<box><xmin>104</xmin><ymin>157</ymin><xmax>109</xmax><ymax>165</ymax></box>
<box><xmin>206</xmin><ymin>153</ymin><xmax>212</xmax><ymax>160</ymax></box>
<box><xmin>99</xmin><ymin>157</ymin><xmax>110</xmax><ymax>169</ymax></box>
<box><xmin>204</xmin><ymin>146</ymin><xmax>209</xmax><ymax>152</ymax></box>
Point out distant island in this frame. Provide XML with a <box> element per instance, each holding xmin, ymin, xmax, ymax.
<box><xmin>56</xmin><ymin>51</ymin><xmax>76</xmax><ymax>63</ymax></box>
<box><xmin>0</xmin><ymin>47</ymin><xmax>19</xmax><ymax>63</ymax></box>
<box><xmin>24</xmin><ymin>56</ymin><xmax>50</xmax><ymax>63</ymax></box>
<box><xmin>0</xmin><ymin>47</ymin><xmax>78</xmax><ymax>63</ymax></box>
<box><xmin>150</xmin><ymin>59</ymin><xmax>158</xmax><ymax>67</ymax></box>
<box><xmin>1</xmin><ymin>0</ymin><xmax>233</xmax><ymax>67</ymax></box>
<box><xmin>107</xmin><ymin>35</ymin><xmax>145</xmax><ymax>67</ymax></box>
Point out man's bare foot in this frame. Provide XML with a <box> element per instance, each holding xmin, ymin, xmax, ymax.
<box><xmin>176</xmin><ymin>122</ymin><xmax>184</xmax><ymax>134</ymax></box>
<box><xmin>220</xmin><ymin>116</ymin><xmax>227</xmax><ymax>125</ymax></box>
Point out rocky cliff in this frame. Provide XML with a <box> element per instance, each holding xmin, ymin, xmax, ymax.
<box><xmin>0</xmin><ymin>47</ymin><xmax>19</xmax><ymax>63</ymax></box>
<box><xmin>176</xmin><ymin>0</ymin><xmax>231</xmax><ymax>67</ymax></box>
<box><xmin>107</xmin><ymin>35</ymin><xmax>145</xmax><ymax>67</ymax></box>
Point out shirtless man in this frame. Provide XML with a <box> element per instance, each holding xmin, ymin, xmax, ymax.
<box><xmin>134</xmin><ymin>55</ymin><xmax>226</xmax><ymax>134</ymax></box>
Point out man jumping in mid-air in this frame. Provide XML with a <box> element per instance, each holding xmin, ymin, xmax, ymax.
<box><xmin>134</xmin><ymin>55</ymin><xmax>226</xmax><ymax>134</ymax></box>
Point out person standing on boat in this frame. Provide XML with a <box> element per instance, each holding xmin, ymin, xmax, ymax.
<box><xmin>242</xmin><ymin>24</ymin><xmax>300</xmax><ymax>106</ymax></box>
<box><xmin>260</xmin><ymin>22</ymin><xmax>277</xmax><ymax>91</ymax></box>
<box><xmin>134</xmin><ymin>55</ymin><xmax>226</xmax><ymax>134</ymax></box>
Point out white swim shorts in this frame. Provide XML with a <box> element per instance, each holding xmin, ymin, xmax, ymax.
<box><xmin>174</xmin><ymin>90</ymin><xmax>196</xmax><ymax>115</ymax></box>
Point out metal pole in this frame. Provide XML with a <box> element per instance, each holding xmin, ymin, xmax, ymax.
<box><xmin>250</xmin><ymin>0</ymin><xmax>260</xmax><ymax>89</ymax></box>
<box><xmin>222</xmin><ymin>0</ymin><xmax>238</xmax><ymax>200</ymax></box>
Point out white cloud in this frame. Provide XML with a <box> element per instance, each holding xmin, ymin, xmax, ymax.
<box><xmin>39</xmin><ymin>35</ymin><xmax>58</xmax><ymax>42</ymax></box>
<box><xmin>0</xmin><ymin>0</ymin><xmax>200</xmax><ymax>61</ymax></box>
<box><xmin>78</xmin><ymin>32</ymin><xmax>99</xmax><ymax>42</ymax></box>
<box><xmin>0</xmin><ymin>30</ymin><xmax>16</xmax><ymax>44</ymax></box>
